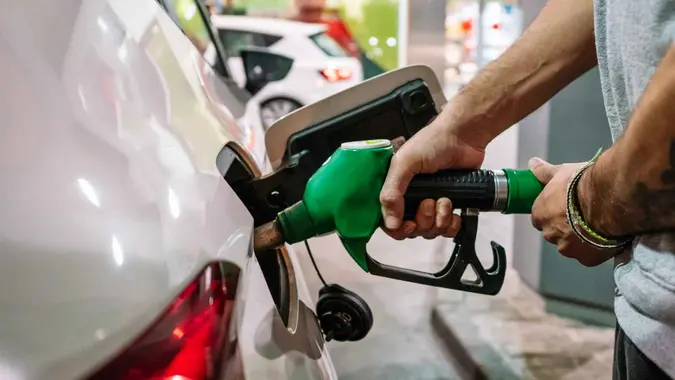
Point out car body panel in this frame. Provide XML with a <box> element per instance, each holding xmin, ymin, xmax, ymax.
<box><xmin>226</xmin><ymin>53</ymin><xmax>362</xmax><ymax>107</ymax></box>
<box><xmin>236</xmin><ymin>247</ymin><xmax>336</xmax><ymax>380</ymax></box>
<box><xmin>253</xmin><ymin>54</ymin><xmax>363</xmax><ymax>107</ymax></box>
<box><xmin>0</xmin><ymin>0</ymin><xmax>335</xmax><ymax>378</ymax></box>
<box><xmin>211</xmin><ymin>15</ymin><xmax>327</xmax><ymax>38</ymax></box>
<box><xmin>258</xmin><ymin>32</ymin><xmax>364</xmax><ymax>104</ymax></box>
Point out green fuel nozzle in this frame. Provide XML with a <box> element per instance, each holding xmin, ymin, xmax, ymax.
<box><xmin>254</xmin><ymin>139</ymin><xmax>543</xmax><ymax>295</ymax></box>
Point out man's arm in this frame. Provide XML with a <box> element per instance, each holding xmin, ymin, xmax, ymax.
<box><xmin>579</xmin><ymin>45</ymin><xmax>675</xmax><ymax>238</ymax></box>
<box><xmin>443</xmin><ymin>0</ymin><xmax>597</xmax><ymax>147</ymax></box>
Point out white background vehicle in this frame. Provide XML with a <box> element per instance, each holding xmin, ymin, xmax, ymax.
<box><xmin>211</xmin><ymin>15</ymin><xmax>364</xmax><ymax>128</ymax></box>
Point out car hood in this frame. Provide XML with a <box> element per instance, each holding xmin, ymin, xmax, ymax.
<box><xmin>0</xmin><ymin>0</ymin><xmax>265</xmax><ymax>378</ymax></box>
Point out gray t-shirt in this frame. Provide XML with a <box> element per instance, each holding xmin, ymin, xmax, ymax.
<box><xmin>595</xmin><ymin>0</ymin><xmax>675</xmax><ymax>376</ymax></box>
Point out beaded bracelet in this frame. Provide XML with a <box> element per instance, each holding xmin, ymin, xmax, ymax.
<box><xmin>565</xmin><ymin>149</ymin><xmax>633</xmax><ymax>250</ymax></box>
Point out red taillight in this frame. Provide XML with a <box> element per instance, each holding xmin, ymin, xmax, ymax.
<box><xmin>460</xmin><ymin>20</ymin><xmax>473</xmax><ymax>33</ymax></box>
<box><xmin>88</xmin><ymin>262</ymin><xmax>243</xmax><ymax>380</ymax></box>
<box><xmin>320</xmin><ymin>68</ymin><xmax>353</xmax><ymax>82</ymax></box>
<box><xmin>492</xmin><ymin>23</ymin><xmax>500</xmax><ymax>30</ymax></box>
<box><xmin>324</xmin><ymin>19</ymin><xmax>360</xmax><ymax>57</ymax></box>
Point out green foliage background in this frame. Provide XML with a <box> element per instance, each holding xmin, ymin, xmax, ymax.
<box><xmin>234</xmin><ymin>0</ymin><xmax>399</xmax><ymax>70</ymax></box>
<box><xmin>335</xmin><ymin>0</ymin><xmax>398</xmax><ymax>70</ymax></box>
<box><xmin>237</xmin><ymin>0</ymin><xmax>289</xmax><ymax>10</ymax></box>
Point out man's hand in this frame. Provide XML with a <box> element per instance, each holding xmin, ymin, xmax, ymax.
<box><xmin>379</xmin><ymin>118</ymin><xmax>485</xmax><ymax>240</ymax></box>
<box><xmin>529</xmin><ymin>158</ymin><xmax>619</xmax><ymax>267</ymax></box>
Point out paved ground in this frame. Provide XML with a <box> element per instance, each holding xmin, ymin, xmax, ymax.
<box><xmin>293</xmin><ymin>232</ymin><xmax>464</xmax><ymax>380</ymax></box>
<box><xmin>432</xmin><ymin>262</ymin><xmax>614</xmax><ymax>380</ymax></box>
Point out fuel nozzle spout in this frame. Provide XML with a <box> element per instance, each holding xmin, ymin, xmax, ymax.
<box><xmin>253</xmin><ymin>201</ymin><xmax>317</xmax><ymax>251</ymax></box>
<box><xmin>253</xmin><ymin>219</ymin><xmax>285</xmax><ymax>251</ymax></box>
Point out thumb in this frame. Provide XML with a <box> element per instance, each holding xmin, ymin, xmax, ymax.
<box><xmin>528</xmin><ymin>157</ymin><xmax>557</xmax><ymax>184</ymax></box>
<box><xmin>380</xmin><ymin>153</ymin><xmax>418</xmax><ymax>230</ymax></box>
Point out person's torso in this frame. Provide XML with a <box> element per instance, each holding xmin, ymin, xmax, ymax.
<box><xmin>595</xmin><ymin>0</ymin><xmax>675</xmax><ymax>375</ymax></box>
<box><xmin>595</xmin><ymin>0</ymin><xmax>675</xmax><ymax>140</ymax></box>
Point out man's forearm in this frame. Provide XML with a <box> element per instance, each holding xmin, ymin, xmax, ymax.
<box><xmin>441</xmin><ymin>0</ymin><xmax>597</xmax><ymax>147</ymax></box>
<box><xmin>578</xmin><ymin>45</ymin><xmax>675</xmax><ymax>238</ymax></box>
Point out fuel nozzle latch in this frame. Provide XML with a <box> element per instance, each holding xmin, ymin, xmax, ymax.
<box><xmin>253</xmin><ymin>139</ymin><xmax>543</xmax><ymax>295</ymax></box>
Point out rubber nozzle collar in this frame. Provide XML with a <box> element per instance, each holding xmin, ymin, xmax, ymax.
<box><xmin>276</xmin><ymin>201</ymin><xmax>316</xmax><ymax>245</ymax></box>
<box><xmin>503</xmin><ymin>169</ymin><xmax>544</xmax><ymax>214</ymax></box>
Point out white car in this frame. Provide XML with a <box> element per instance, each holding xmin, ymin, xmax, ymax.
<box><xmin>0</xmin><ymin>0</ymin><xmax>339</xmax><ymax>378</ymax></box>
<box><xmin>211</xmin><ymin>15</ymin><xmax>365</xmax><ymax>128</ymax></box>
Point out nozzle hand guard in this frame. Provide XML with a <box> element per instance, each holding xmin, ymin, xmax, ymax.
<box><xmin>362</xmin><ymin>210</ymin><xmax>506</xmax><ymax>295</ymax></box>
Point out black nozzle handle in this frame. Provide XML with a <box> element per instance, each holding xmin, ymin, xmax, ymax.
<box><xmin>365</xmin><ymin>212</ymin><xmax>506</xmax><ymax>295</ymax></box>
<box><xmin>403</xmin><ymin>169</ymin><xmax>497</xmax><ymax>219</ymax></box>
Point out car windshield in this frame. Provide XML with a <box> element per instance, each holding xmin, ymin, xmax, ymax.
<box><xmin>310</xmin><ymin>32</ymin><xmax>348</xmax><ymax>57</ymax></box>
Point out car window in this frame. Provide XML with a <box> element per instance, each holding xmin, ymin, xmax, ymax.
<box><xmin>218</xmin><ymin>29</ymin><xmax>282</xmax><ymax>58</ymax></box>
<box><xmin>161</xmin><ymin>0</ymin><xmax>230</xmax><ymax>77</ymax></box>
<box><xmin>261</xmin><ymin>33</ymin><xmax>283</xmax><ymax>46</ymax></box>
<box><xmin>309</xmin><ymin>32</ymin><xmax>348</xmax><ymax>57</ymax></box>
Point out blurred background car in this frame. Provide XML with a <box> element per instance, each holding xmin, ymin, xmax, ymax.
<box><xmin>289</xmin><ymin>6</ymin><xmax>387</xmax><ymax>80</ymax></box>
<box><xmin>212</xmin><ymin>15</ymin><xmax>364</xmax><ymax>128</ymax></box>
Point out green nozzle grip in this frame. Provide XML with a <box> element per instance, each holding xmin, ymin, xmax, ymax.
<box><xmin>276</xmin><ymin>140</ymin><xmax>394</xmax><ymax>272</ymax></box>
<box><xmin>502</xmin><ymin>169</ymin><xmax>543</xmax><ymax>214</ymax></box>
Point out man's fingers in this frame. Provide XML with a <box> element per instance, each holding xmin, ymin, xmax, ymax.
<box><xmin>421</xmin><ymin>198</ymin><xmax>453</xmax><ymax>239</ymax></box>
<box><xmin>435</xmin><ymin>198</ymin><xmax>453</xmax><ymax>231</ymax></box>
<box><xmin>391</xmin><ymin>136</ymin><xmax>406</xmax><ymax>152</ymax></box>
<box><xmin>415</xmin><ymin>199</ymin><xmax>436</xmax><ymax>234</ymax></box>
<box><xmin>528</xmin><ymin>157</ymin><xmax>557</xmax><ymax>184</ymax></box>
<box><xmin>380</xmin><ymin>152</ymin><xmax>419</xmax><ymax>230</ymax></box>
<box><xmin>384</xmin><ymin>198</ymin><xmax>460</xmax><ymax>240</ymax></box>
<box><xmin>531</xmin><ymin>203</ymin><xmax>543</xmax><ymax>231</ymax></box>
<box><xmin>443</xmin><ymin>214</ymin><xmax>462</xmax><ymax>238</ymax></box>
<box><xmin>382</xmin><ymin>221</ymin><xmax>417</xmax><ymax>240</ymax></box>
<box><xmin>530</xmin><ymin>193</ymin><xmax>548</xmax><ymax>231</ymax></box>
